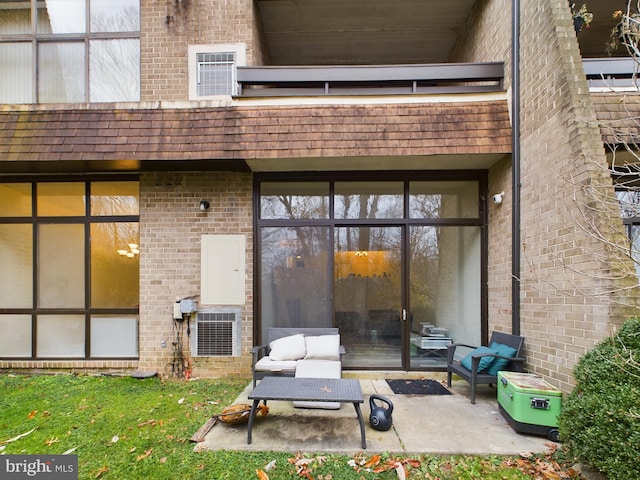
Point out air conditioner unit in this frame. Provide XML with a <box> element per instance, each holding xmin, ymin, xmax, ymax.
<box><xmin>192</xmin><ymin>309</ymin><xmax>241</xmax><ymax>357</ymax></box>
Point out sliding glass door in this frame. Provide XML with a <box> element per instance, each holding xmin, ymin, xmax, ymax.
<box><xmin>257</xmin><ymin>173</ymin><xmax>486</xmax><ymax>370</ymax></box>
<box><xmin>334</xmin><ymin>226</ymin><xmax>403</xmax><ymax>368</ymax></box>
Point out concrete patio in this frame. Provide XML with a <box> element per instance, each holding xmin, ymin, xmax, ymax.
<box><xmin>197</xmin><ymin>373</ymin><xmax>554</xmax><ymax>456</ymax></box>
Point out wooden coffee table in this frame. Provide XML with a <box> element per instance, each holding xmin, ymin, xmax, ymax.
<box><xmin>247</xmin><ymin>376</ymin><xmax>367</xmax><ymax>449</ymax></box>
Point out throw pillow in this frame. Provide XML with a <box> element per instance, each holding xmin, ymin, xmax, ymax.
<box><xmin>269</xmin><ymin>334</ymin><xmax>306</xmax><ymax>361</ymax></box>
<box><xmin>304</xmin><ymin>334</ymin><xmax>340</xmax><ymax>360</ymax></box>
<box><xmin>460</xmin><ymin>346</ymin><xmax>498</xmax><ymax>373</ymax></box>
<box><xmin>484</xmin><ymin>342</ymin><xmax>518</xmax><ymax>376</ymax></box>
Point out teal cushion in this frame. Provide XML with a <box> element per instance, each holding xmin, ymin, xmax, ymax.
<box><xmin>460</xmin><ymin>346</ymin><xmax>498</xmax><ymax>373</ymax></box>
<box><xmin>484</xmin><ymin>342</ymin><xmax>518</xmax><ymax>376</ymax></box>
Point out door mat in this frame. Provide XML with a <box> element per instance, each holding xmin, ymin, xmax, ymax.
<box><xmin>386</xmin><ymin>379</ymin><xmax>452</xmax><ymax>395</ymax></box>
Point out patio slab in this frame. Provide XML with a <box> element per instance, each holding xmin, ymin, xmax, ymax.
<box><xmin>197</xmin><ymin>373</ymin><xmax>553</xmax><ymax>455</ymax></box>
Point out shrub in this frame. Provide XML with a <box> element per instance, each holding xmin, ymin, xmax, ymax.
<box><xmin>558</xmin><ymin>318</ymin><xmax>640</xmax><ymax>479</ymax></box>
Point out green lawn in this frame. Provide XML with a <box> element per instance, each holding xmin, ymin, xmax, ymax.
<box><xmin>0</xmin><ymin>374</ymin><xmax>574</xmax><ymax>479</ymax></box>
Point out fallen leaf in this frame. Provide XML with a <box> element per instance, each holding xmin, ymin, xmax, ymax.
<box><xmin>159</xmin><ymin>457</ymin><xmax>168</xmax><ymax>464</ymax></box>
<box><xmin>45</xmin><ymin>437</ymin><xmax>59</xmax><ymax>447</ymax></box>
<box><xmin>94</xmin><ymin>466</ymin><xmax>109</xmax><ymax>478</ymax></box>
<box><xmin>28</xmin><ymin>410</ymin><xmax>38</xmax><ymax>419</ymax></box>
<box><xmin>0</xmin><ymin>428</ymin><xmax>36</xmax><ymax>445</ymax></box>
<box><xmin>364</xmin><ymin>455</ymin><xmax>381</xmax><ymax>468</ymax></box>
<box><xmin>137</xmin><ymin>419</ymin><xmax>157</xmax><ymax>428</ymax></box>
<box><xmin>178</xmin><ymin>398</ymin><xmax>185</xmax><ymax>404</ymax></box>
<box><xmin>394</xmin><ymin>462</ymin><xmax>407</xmax><ymax>480</ymax></box>
<box><xmin>62</xmin><ymin>447</ymin><xmax>77</xmax><ymax>455</ymax></box>
<box><xmin>264</xmin><ymin>460</ymin><xmax>276</xmax><ymax>471</ymax></box>
<box><xmin>256</xmin><ymin>469</ymin><xmax>270</xmax><ymax>480</ymax></box>
<box><xmin>136</xmin><ymin>448</ymin><xmax>153</xmax><ymax>461</ymax></box>
<box><xmin>111</xmin><ymin>435</ymin><xmax>119</xmax><ymax>444</ymax></box>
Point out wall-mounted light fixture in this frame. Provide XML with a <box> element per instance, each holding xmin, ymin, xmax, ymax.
<box><xmin>199</xmin><ymin>200</ymin><xmax>210</xmax><ymax>211</ymax></box>
<box><xmin>492</xmin><ymin>192</ymin><xmax>505</xmax><ymax>205</ymax></box>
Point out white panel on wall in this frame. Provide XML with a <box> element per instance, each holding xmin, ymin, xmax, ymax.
<box><xmin>201</xmin><ymin>234</ymin><xmax>245</xmax><ymax>305</ymax></box>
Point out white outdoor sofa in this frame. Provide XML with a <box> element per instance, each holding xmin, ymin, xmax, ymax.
<box><xmin>251</xmin><ymin>327</ymin><xmax>345</xmax><ymax>409</ymax></box>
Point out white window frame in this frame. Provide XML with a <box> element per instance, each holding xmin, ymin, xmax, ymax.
<box><xmin>188</xmin><ymin>44</ymin><xmax>246</xmax><ymax>101</ymax></box>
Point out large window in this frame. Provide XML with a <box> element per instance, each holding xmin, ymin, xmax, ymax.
<box><xmin>0</xmin><ymin>0</ymin><xmax>140</xmax><ymax>104</ymax></box>
<box><xmin>257</xmin><ymin>173</ymin><xmax>486</xmax><ymax>370</ymax></box>
<box><xmin>0</xmin><ymin>179</ymin><xmax>139</xmax><ymax>359</ymax></box>
<box><xmin>617</xmin><ymin>189</ymin><xmax>640</xmax><ymax>278</ymax></box>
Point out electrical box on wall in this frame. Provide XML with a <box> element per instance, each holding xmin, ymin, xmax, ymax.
<box><xmin>180</xmin><ymin>299</ymin><xmax>198</xmax><ymax>314</ymax></box>
<box><xmin>201</xmin><ymin>234</ymin><xmax>245</xmax><ymax>305</ymax></box>
<box><xmin>173</xmin><ymin>302</ymin><xmax>182</xmax><ymax>320</ymax></box>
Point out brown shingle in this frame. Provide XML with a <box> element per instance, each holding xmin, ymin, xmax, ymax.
<box><xmin>0</xmin><ymin>100</ymin><xmax>512</xmax><ymax>168</ymax></box>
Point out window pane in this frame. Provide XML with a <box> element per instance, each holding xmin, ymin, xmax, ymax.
<box><xmin>38</xmin><ymin>224</ymin><xmax>84</xmax><ymax>308</ymax></box>
<box><xmin>90</xmin><ymin>0</ymin><xmax>140</xmax><ymax>32</ymax></box>
<box><xmin>0</xmin><ymin>225</ymin><xmax>33</xmax><ymax>308</ymax></box>
<box><xmin>89</xmin><ymin>39</ymin><xmax>140</xmax><ymax>102</ymax></box>
<box><xmin>335</xmin><ymin>226</ymin><xmax>402</xmax><ymax>368</ymax></box>
<box><xmin>409</xmin><ymin>226</ymin><xmax>482</xmax><ymax>367</ymax></box>
<box><xmin>0</xmin><ymin>315</ymin><xmax>32</xmax><ymax>357</ymax></box>
<box><xmin>0</xmin><ymin>0</ymin><xmax>31</xmax><ymax>34</ymax></box>
<box><xmin>38</xmin><ymin>42</ymin><xmax>85</xmax><ymax>103</ymax></box>
<box><xmin>91</xmin><ymin>316</ymin><xmax>138</xmax><ymax>357</ymax></box>
<box><xmin>0</xmin><ymin>43</ymin><xmax>33</xmax><ymax>104</ymax></box>
<box><xmin>335</xmin><ymin>181</ymin><xmax>404</xmax><ymax>219</ymax></box>
<box><xmin>409</xmin><ymin>181</ymin><xmax>479</xmax><ymax>219</ymax></box>
<box><xmin>91</xmin><ymin>181</ymin><xmax>139</xmax><ymax>216</ymax></box>
<box><xmin>0</xmin><ymin>183</ymin><xmax>32</xmax><ymax>216</ymax></box>
<box><xmin>260</xmin><ymin>182</ymin><xmax>329</xmax><ymax>219</ymax></box>
<box><xmin>628</xmin><ymin>224</ymin><xmax>640</xmax><ymax>279</ymax></box>
<box><xmin>617</xmin><ymin>190</ymin><xmax>640</xmax><ymax>218</ymax></box>
<box><xmin>260</xmin><ymin>226</ymin><xmax>330</xmax><ymax>340</ymax></box>
<box><xmin>37</xmin><ymin>0</ymin><xmax>85</xmax><ymax>33</ymax></box>
<box><xmin>37</xmin><ymin>182</ymin><xmax>85</xmax><ymax>216</ymax></box>
<box><xmin>37</xmin><ymin>314</ymin><xmax>85</xmax><ymax>357</ymax></box>
<box><xmin>91</xmin><ymin>223</ymin><xmax>139</xmax><ymax>308</ymax></box>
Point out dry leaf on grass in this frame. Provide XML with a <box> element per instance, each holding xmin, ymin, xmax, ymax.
<box><xmin>94</xmin><ymin>466</ymin><xmax>109</xmax><ymax>478</ymax></box>
<box><xmin>136</xmin><ymin>448</ymin><xmax>153</xmax><ymax>461</ymax></box>
<box><xmin>0</xmin><ymin>428</ymin><xmax>36</xmax><ymax>445</ymax></box>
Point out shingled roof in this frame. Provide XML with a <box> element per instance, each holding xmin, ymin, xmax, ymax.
<box><xmin>0</xmin><ymin>100</ymin><xmax>512</xmax><ymax>173</ymax></box>
<box><xmin>591</xmin><ymin>91</ymin><xmax>640</xmax><ymax>145</ymax></box>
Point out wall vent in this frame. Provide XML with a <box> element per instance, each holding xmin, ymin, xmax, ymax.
<box><xmin>193</xmin><ymin>309</ymin><xmax>241</xmax><ymax>357</ymax></box>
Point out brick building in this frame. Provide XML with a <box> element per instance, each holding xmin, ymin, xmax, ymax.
<box><xmin>1</xmin><ymin>0</ymin><xmax>638</xmax><ymax>393</ymax></box>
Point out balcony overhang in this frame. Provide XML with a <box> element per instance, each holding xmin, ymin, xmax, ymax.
<box><xmin>255</xmin><ymin>0</ymin><xmax>476</xmax><ymax>66</ymax></box>
<box><xmin>0</xmin><ymin>96</ymin><xmax>511</xmax><ymax>174</ymax></box>
<box><xmin>237</xmin><ymin>63</ymin><xmax>504</xmax><ymax>97</ymax></box>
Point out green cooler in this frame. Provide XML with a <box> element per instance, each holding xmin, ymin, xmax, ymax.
<box><xmin>497</xmin><ymin>371</ymin><xmax>562</xmax><ymax>441</ymax></box>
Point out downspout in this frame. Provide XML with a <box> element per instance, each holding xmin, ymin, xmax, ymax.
<box><xmin>511</xmin><ymin>0</ymin><xmax>521</xmax><ymax>335</ymax></box>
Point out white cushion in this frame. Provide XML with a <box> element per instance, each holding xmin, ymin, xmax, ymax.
<box><xmin>269</xmin><ymin>334</ymin><xmax>306</xmax><ymax>361</ymax></box>
<box><xmin>254</xmin><ymin>357</ymin><xmax>297</xmax><ymax>373</ymax></box>
<box><xmin>294</xmin><ymin>359</ymin><xmax>342</xmax><ymax>409</ymax></box>
<box><xmin>304</xmin><ymin>334</ymin><xmax>340</xmax><ymax>360</ymax></box>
